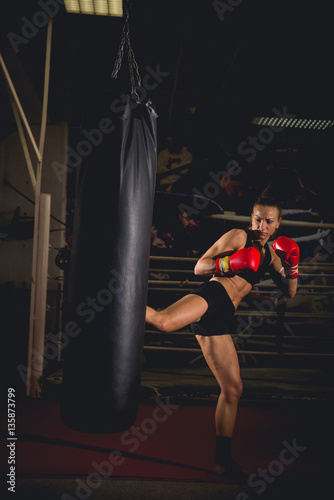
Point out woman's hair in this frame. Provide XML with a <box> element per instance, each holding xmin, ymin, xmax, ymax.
<box><xmin>251</xmin><ymin>196</ymin><xmax>283</xmax><ymax>220</ymax></box>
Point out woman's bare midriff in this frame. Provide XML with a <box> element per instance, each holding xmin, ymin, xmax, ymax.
<box><xmin>210</xmin><ymin>275</ymin><xmax>253</xmax><ymax>310</ymax></box>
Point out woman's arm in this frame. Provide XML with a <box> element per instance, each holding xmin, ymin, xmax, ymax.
<box><xmin>269</xmin><ymin>246</ymin><xmax>298</xmax><ymax>298</ymax></box>
<box><xmin>194</xmin><ymin>228</ymin><xmax>247</xmax><ymax>276</ymax></box>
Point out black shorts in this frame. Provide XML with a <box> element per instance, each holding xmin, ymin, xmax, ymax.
<box><xmin>189</xmin><ymin>281</ymin><xmax>236</xmax><ymax>336</ymax></box>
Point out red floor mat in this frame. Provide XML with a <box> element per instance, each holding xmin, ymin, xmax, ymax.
<box><xmin>0</xmin><ymin>397</ymin><xmax>321</xmax><ymax>485</ymax></box>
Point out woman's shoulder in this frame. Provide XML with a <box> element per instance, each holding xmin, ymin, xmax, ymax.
<box><xmin>223</xmin><ymin>228</ymin><xmax>248</xmax><ymax>247</ymax></box>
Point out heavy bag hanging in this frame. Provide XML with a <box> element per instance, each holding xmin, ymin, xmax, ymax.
<box><xmin>61</xmin><ymin>3</ymin><xmax>157</xmax><ymax>431</ymax></box>
<box><xmin>60</xmin><ymin>95</ymin><xmax>157</xmax><ymax>433</ymax></box>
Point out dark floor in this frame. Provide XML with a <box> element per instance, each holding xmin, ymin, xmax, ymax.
<box><xmin>6</xmin><ymin>475</ymin><xmax>331</xmax><ymax>500</ymax></box>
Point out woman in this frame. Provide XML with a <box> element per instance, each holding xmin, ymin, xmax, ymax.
<box><xmin>146</xmin><ymin>197</ymin><xmax>299</xmax><ymax>477</ymax></box>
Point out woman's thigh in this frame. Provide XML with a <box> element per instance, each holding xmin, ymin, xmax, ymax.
<box><xmin>159</xmin><ymin>293</ymin><xmax>209</xmax><ymax>331</ymax></box>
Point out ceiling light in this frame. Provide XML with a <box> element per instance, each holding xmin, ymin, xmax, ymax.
<box><xmin>251</xmin><ymin>116</ymin><xmax>334</xmax><ymax>130</ymax></box>
<box><xmin>64</xmin><ymin>0</ymin><xmax>123</xmax><ymax>17</ymax></box>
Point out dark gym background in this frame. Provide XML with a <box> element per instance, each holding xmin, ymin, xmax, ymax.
<box><xmin>1</xmin><ymin>1</ymin><xmax>333</xmax><ymax>499</ymax></box>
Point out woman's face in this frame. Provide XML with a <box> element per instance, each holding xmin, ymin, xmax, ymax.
<box><xmin>251</xmin><ymin>205</ymin><xmax>281</xmax><ymax>242</ymax></box>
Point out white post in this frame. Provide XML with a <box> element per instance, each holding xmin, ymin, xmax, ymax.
<box><xmin>27</xmin><ymin>194</ymin><xmax>51</xmax><ymax>397</ymax></box>
<box><xmin>26</xmin><ymin>17</ymin><xmax>53</xmax><ymax>397</ymax></box>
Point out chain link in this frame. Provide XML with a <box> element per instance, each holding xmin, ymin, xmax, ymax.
<box><xmin>111</xmin><ymin>6</ymin><xmax>141</xmax><ymax>94</ymax></box>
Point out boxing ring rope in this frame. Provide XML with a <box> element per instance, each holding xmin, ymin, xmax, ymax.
<box><xmin>207</xmin><ymin>213</ymin><xmax>334</xmax><ymax>230</ymax></box>
<box><xmin>145</xmin><ymin>329</ymin><xmax>332</xmax><ymax>340</ymax></box>
<box><xmin>148</xmin><ymin>280</ymin><xmax>334</xmax><ymax>291</ymax></box>
<box><xmin>150</xmin><ymin>256</ymin><xmax>334</xmax><ymax>268</ymax></box>
<box><xmin>143</xmin><ymin>346</ymin><xmax>334</xmax><ymax>357</ymax></box>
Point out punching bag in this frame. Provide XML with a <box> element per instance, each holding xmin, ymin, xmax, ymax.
<box><xmin>60</xmin><ymin>94</ymin><xmax>157</xmax><ymax>432</ymax></box>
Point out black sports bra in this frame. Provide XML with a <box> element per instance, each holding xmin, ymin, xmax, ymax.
<box><xmin>237</xmin><ymin>229</ymin><xmax>272</xmax><ymax>285</ymax></box>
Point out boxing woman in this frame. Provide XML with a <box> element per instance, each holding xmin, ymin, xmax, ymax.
<box><xmin>146</xmin><ymin>197</ymin><xmax>299</xmax><ymax>477</ymax></box>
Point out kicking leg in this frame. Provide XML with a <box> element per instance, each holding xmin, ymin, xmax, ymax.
<box><xmin>146</xmin><ymin>294</ymin><xmax>208</xmax><ymax>332</ymax></box>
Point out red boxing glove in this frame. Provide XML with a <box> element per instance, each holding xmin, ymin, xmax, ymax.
<box><xmin>273</xmin><ymin>236</ymin><xmax>300</xmax><ymax>279</ymax></box>
<box><xmin>216</xmin><ymin>247</ymin><xmax>261</xmax><ymax>276</ymax></box>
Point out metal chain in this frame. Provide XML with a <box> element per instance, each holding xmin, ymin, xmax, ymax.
<box><xmin>111</xmin><ymin>10</ymin><xmax>129</xmax><ymax>79</ymax></box>
<box><xmin>111</xmin><ymin>6</ymin><xmax>141</xmax><ymax>93</ymax></box>
<box><xmin>127</xmin><ymin>40</ymin><xmax>142</xmax><ymax>90</ymax></box>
